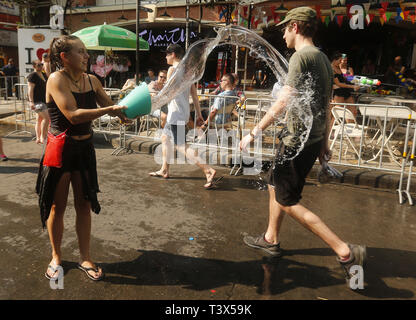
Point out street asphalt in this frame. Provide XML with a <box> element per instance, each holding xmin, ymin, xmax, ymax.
<box><xmin>0</xmin><ymin>124</ymin><xmax>415</xmax><ymax>301</ymax></box>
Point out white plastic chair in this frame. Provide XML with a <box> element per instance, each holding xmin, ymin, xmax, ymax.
<box><xmin>330</xmin><ymin>106</ymin><xmax>368</xmax><ymax>157</ymax></box>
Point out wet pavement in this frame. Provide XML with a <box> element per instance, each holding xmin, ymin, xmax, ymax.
<box><xmin>0</xmin><ymin>127</ymin><xmax>416</xmax><ymax>300</ymax></box>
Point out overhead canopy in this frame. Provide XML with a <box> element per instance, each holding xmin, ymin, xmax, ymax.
<box><xmin>72</xmin><ymin>24</ymin><xmax>149</xmax><ymax>51</ymax></box>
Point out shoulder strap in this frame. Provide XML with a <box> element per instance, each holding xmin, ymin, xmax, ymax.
<box><xmin>87</xmin><ymin>74</ymin><xmax>94</xmax><ymax>91</ymax></box>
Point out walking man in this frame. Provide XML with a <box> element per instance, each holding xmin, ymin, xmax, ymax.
<box><xmin>149</xmin><ymin>44</ymin><xmax>218</xmax><ymax>189</ymax></box>
<box><xmin>239</xmin><ymin>7</ymin><xmax>366</xmax><ymax>286</ymax></box>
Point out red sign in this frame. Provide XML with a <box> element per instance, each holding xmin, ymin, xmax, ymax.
<box><xmin>0</xmin><ymin>13</ymin><xmax>20</xmax><ymax>31</ymax></box>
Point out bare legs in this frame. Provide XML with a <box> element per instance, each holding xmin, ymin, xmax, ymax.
<box><xmin>0</xmin><ymin>137</ymin><xmax>6</xmax><ymax>158</ymax></box>
<box><xmin>46</xmin><ymin>171</ymin><xmax>103</xmax><ymax>279</ymax></box>
<box><xmin>264</xmin><ymin>185</ymin><xmax>350</xmax><ymax>259</ymax></box>
<box><xmin>35</xmin><ymin>110</ymin><xmax>50</xmax><ymax>144</ymax></box>
<box><xmin>150</xmin><ymin>132</ymin><xmax>216</xmax><ymax>186</ymax></box>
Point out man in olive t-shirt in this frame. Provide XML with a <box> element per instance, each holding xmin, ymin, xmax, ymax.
<box><xmin>240</xmin><ymin>7</ymin><xmax>366</xmax><ymax>287</ymax></box>
<box><xmin>283</xmin><ymin>45</ymin><xmax>333</xmax><ymax>148</ymax></box>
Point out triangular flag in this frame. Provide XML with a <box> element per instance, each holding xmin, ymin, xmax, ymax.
<box><xmin>404</xmin><ymin>11</ymin><xmax>410</xmax><ymax>21</ymax></box>
<box><xmin>321</xmin><ymin>15</ymin><xmax>326</xmax><ymax>24</ymax></box>
<box><xmin>411</xmin><ymin>14</ymin><xmax>416</xmax><ymax>24</ymax></box>
<box><xmin>398</xmin><ymin>7</ymin><xmax>404</xmax><ymax>20</ymax></box>
<box><xmin>395</xmin><ymin>15</ymin><xmax>401</xmax><ymax>24</ymax></box>
<box><xmin>369</xmin><ymin>14</ymin><xmax>375</xmax><ymax>24</ymax></box>
<box><xmin>363</xmin><ymin>3</ymin><xmax>370</xmax><ymax>15</ymax></box>
<box><xmin>331</xmin><ymin>10</ymin><xmax>336</xmax><ymax>21</ymax></box>
<box><xmin>380</xmin><ymin>15</ymin><xmax>385</xmax><ymax>26</ymax></box>
<box><xmin>270</xmin><ymin>6</ymin><xmax>276</xmax><ymax>20</ymax></box>
<box><xmin>242</xmin><ymin>6</ymin><xmax>248</xmax><ymax>17</ymax></box>
<box><xmin>386</xmin><ymin>11</ymin><xmax>393</xmax><ymax>22</ymax></box>
<box><xmin>381</xmin><ymin>2</ymin><xmax>389</xmax><ymax>11</ymax></box>
<box><xmin>262</xmin><ymin>16</ymin><xmax>268</xmax><ymax>27</ymax></box>
<box><xmin>395</xmin><ymin>8</ymin><xmax>403</xmax><ymax>23</ymax></box>
<box><xmin>315</xmin><ymin>5</ymin><xmax>321</xmax><ymax>19</ymax></box>
<box><xmin>346</xmin><ymin>4</ymin><xmax>353</xmax><ymax>19</ymax></box>
<box><xmin>325</xmin><ymin>16</ymin><xmax>330</xmax><ymax>27</ymax></box>
<box><xmin>274</xmin><ymin>15</ymin><xmax>280</xmax><ymax>24</ymax></box>
<box><xmin>337</xmin><ymin>15</ymin><xmax>344</xmax><ymax>27</ymax></box>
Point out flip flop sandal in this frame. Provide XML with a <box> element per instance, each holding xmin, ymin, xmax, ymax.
<box><xmin>45</xmin><ymin>264</ymin><xmax>62</xmax><ymax>281</ymax></box>
<box><xmin>77</xmin><ymin>264</ymin><xmax>105</xmax><ymax>281</ymax></box>
<box><xmin>204</xmin><ymin>176</ymin><xmax>224</xmax><ymax>190</ymax></box>
<box><xmin>149</xmin><ymin>171</ymin><xmax>169</xmax><ymax>179</ymax></box>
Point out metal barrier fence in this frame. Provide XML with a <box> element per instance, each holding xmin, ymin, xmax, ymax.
<box><xmin>0</xmin><ymin>76</ymin><xmax>26</xmax><ymax>105</ymax></box>
<box><xmin>329</xmin><ymin>102</ymin><xmax>416</xmax><ymax>205</ymax></box>
<box><xmin>5</xmin><ymin>82</ymin><xmax>35</xmax><ymax>138</ymax></box>
<box><xmin>6</xmin><ymin>83</ymin><xmax>413</xmax><ymax>204</ymax></box>
<box><xmin>103</xmin><ymin>95</ymin><xmax>415</xmax><ymax>205</ymax></box>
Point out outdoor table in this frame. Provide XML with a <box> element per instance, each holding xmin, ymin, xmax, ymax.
<box><xmin>358</xmin><ymin>105</ymin><xmax>416</xmax><ymax>166</ymax></box>
<box><xmin>386</xmin><ymin>97</ymin><xmax>416</xmax><ymax>111</ymax></box>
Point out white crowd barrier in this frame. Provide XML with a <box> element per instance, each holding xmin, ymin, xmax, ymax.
<box><xmin>329</xmin><ymin>102</ymin><xmax>415</xmax><ymax>204</ymax></box>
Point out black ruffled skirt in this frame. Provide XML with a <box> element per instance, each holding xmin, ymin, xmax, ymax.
<box><xmin>36</xmin><ymin>135</ymin><xmax>101</xmax><ymax>228</ymax></box>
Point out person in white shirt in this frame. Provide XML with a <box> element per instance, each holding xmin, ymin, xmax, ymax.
<box><xmin>148</xmin><ymin>70</ymin><xmax>168</xmax><ymax>128</ymax></box>
<box><xmin>149</xmin><ymin>44</ymin><xmax>219</xmax><ymax>189</ymax></box>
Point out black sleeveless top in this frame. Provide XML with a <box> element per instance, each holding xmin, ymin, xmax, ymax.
<box><xmin>48</xmin><ymin>74</ymin><xmax>97</xmax><ymax>136</ymax></box>
<box><xmin>333</xmin><ymin>73</ymin><xmax>352</xmax><ymax>98</ymax></box>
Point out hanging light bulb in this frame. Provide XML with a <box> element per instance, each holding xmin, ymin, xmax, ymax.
<box><xmin>275</xmin><ymin>1</ymin><xmax>288</xmax><ymax>13</ymax></box>
<box><xmin>160</xmin><ymin>0</ymin><xmax>171</xmax><ymax>17</ymax></box>
<box><xmin>81</xmin><ymin>9</ymin><xmax>91</xmax><ymax>23</ymax></box>
<box><xmin>118</xmin><ymin>0</ymin><xmax>128</xmax><ymax>21</ymax></box>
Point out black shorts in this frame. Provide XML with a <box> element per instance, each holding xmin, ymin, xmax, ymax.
<box><xmin>265</xmin><ymin>139</ymin><xmax>322</xmax><ymax>206</ymax></box>
<box><xmin>333</xmin><ymin>88</ymin><xmax>352</xmax><ymax>99</ymax></box>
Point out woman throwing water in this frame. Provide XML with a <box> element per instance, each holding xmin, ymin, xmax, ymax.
<box><xmin>36</xmin><ymin>35</ymin><xmax>127</xmax><ymax>281</ymax></box>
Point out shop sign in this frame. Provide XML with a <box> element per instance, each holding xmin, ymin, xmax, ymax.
<box><xmin>138</xmin><ymin>27</ymin><xmax>198</xmax><ymax>47</ymax></box>
<box><xmin>17</xmin><ymin>28</ymin><xmax>61</xmax><ymax>78</ymax></box>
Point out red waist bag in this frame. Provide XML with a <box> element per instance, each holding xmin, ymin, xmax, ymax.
<box><xmin>43</xmin><ymin>130</ymin><xmax>67</xmax><ymax>168</ymax></box>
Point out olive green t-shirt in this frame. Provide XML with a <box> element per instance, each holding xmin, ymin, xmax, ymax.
<box><xmin>282</xmin><ymin>45</ymin><xmax>333</xmax><ymax>147</ymax></box>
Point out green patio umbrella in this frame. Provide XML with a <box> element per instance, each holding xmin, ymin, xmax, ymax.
<box><xmin>72</xmin><ymin>24</ymin><xmax>149</xmax><ymax>51</ymax></box>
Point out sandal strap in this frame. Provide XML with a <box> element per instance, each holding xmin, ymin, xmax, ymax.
<box><xmin>79</xmin><ymin>264</ymin><xmax>99</xmax><ymax>273</ymax></box>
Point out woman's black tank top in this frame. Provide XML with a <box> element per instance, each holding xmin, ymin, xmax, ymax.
<box><xmin>48</xmin><ymin>74</ymin><xmax>97</xmax><ymax>136</ymax></box>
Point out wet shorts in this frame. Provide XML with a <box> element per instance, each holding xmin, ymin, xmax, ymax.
<box><xmin>163</xmin><ymin>124</ymin><xmax>188</xmax><ymax>146</ymax></box>
<box><xmin>34</xmin><ymin>102</ymin><xmax>47</xmax><ymax>113</ymax></box>
<box><xmin>265</xmin><ymin>139</ymin><xmax>322</xmax><ymax>206</ymax></box>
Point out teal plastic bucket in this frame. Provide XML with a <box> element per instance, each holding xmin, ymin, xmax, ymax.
<box><xmin>119</xmin><ymin>82</ymin><xmax>152</xmax><ymax>119</ymax></box>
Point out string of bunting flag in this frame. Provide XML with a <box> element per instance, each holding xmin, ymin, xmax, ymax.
<box><xmin>216</xmin><ymin>2</ymin><xmax>416</xmax><ymax>29</ymax></box>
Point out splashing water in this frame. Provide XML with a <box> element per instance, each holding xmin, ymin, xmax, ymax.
<box><xmin>151</xmin><ymin>25</ymin><xmax>315</xmax><ymax>163</ymax></box>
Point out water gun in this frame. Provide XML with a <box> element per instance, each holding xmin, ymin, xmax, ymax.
<box><xmin>345</xmin><ymin>75</ymin><xmax>381</xmax><ymax>87</ymax></box>
<box><xmin>395</xmin><ymin>72</ymin><xmax>414</xmax><ymax>92</ymax></box>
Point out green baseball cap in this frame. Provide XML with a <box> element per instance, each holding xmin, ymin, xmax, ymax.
<box><xmin>276</xmin><ymin>6</ymin><xmax>317</xmax><ymax>27</ymax></box>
